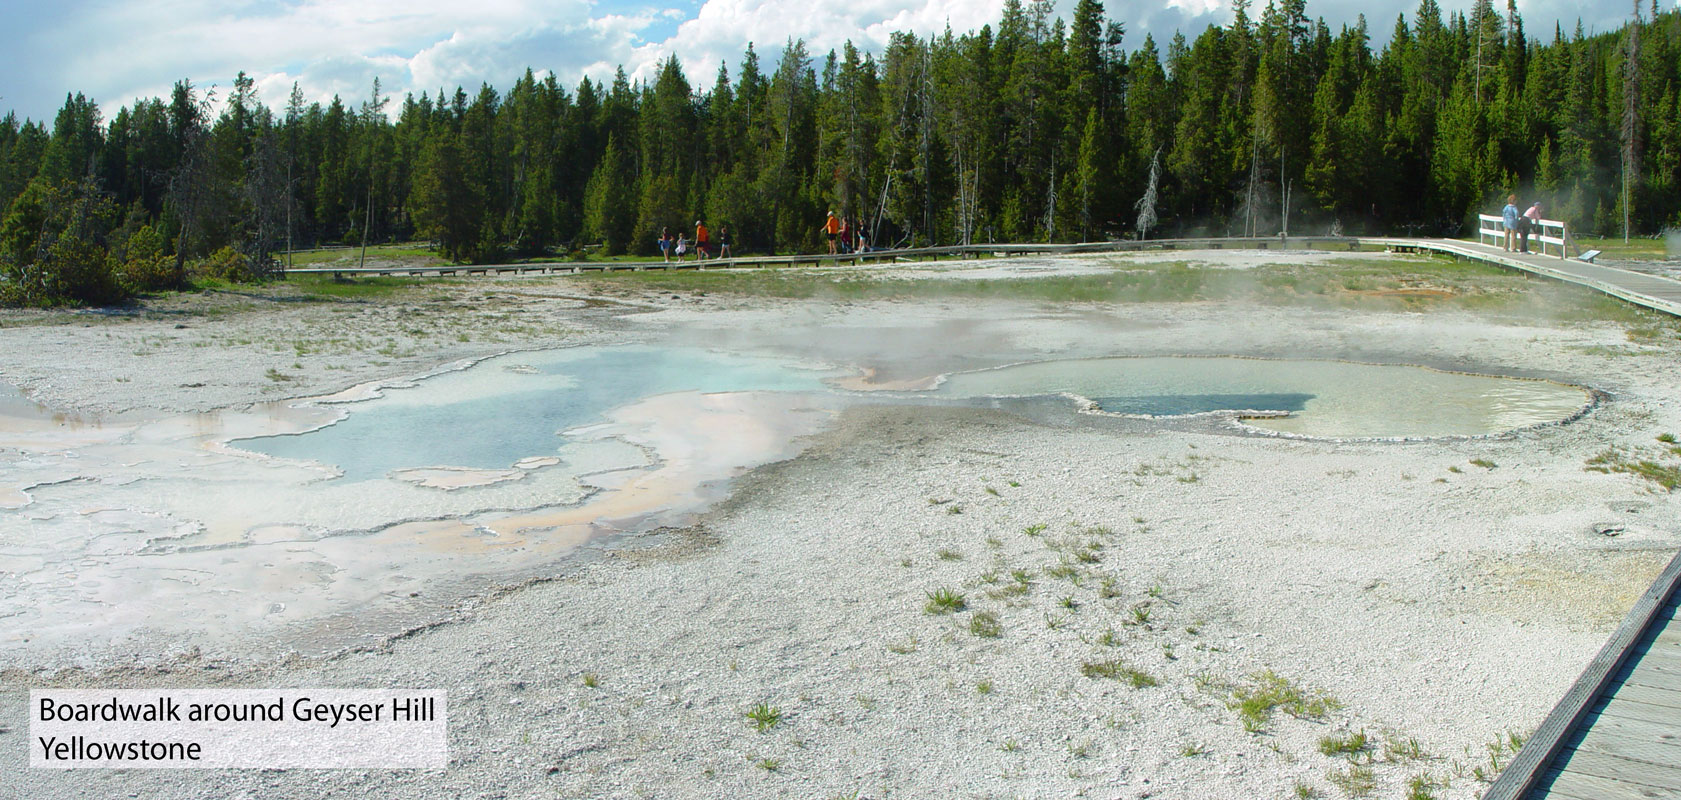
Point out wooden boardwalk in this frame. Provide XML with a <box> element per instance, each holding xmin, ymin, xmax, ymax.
<box><xmin>278</xmin><ymin>235</ymin><xmax>1681</xmax><ymax>320</ymax></box>
<box><xmin>1375</xmin><ymin>238</ymin><xmax>1681</xmax><ymax>319</ymax></box>
<box><xmin>1485</xmin><ymin>551</ymin><xmax>1681</xmax><ymax>800</ymax></box>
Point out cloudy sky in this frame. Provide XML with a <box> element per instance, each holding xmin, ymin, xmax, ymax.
<box><xmin>0</xmin><ymin>0</ymin><xmax>1646</xmax><ymax>123</ymax></box>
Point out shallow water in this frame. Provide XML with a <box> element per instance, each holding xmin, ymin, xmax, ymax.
<box><xmin>235</xmin><ymin>347</ymin><xmax>836</xmax><ymax>482</ymax></box>
<box><xmin>932</xmin><ymin>357</ymin><xmax>1591</xmax><ymax>438</ymax></box>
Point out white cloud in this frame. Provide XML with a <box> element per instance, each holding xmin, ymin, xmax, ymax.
<box><xmin>1</xmin><ymin>0</ymin><xmax>1646</xmax><ymax>122</ymax></box>
<box><xmin>1166</xmin><ymin>0</ymin><xmax>1223</xmax><ymax>17</ymax></box>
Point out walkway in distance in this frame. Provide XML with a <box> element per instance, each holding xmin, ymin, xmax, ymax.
<box><xmin>280</xmin><ymin>235</ymin><xmax>1681</xmax><ymax>319</ymax></box>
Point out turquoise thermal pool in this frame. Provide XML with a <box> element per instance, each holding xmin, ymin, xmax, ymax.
<box><xmin>236</xmin><ymin>346</ymin><xmax>838</xmax><ymax>482</ymax></box>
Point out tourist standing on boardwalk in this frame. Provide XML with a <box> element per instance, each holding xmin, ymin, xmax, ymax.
<box><xmin>838</xmin><ymin>217</ymin><xmax>851</xmax><ymax>254</ymax></box>
<box><xmin>694</xmin><ymin>220</ymin><xmax>710</xmax><ymax>261</ymax></box>
<box><xmin>823</xmin><ymin>211</ymin><xmax>840</xmax><ymax>254</ymax></box>
<box><xmin>1519</xmin><ymin>202</ymin><xmax>1542</xmax><ymax>253</ymax></box>
<box><xmin>717</xmin><ymin>225</ymin><xmax>731</xmax><ymax>259</ymax></box>
<box><xmin>674</xmin><ymin>233</ymin><xmax>687</xmax><ymax>258</ymax></box>
<box><xmin>659</xmin><ymin>227</ymin><xmax>671</xmax><ymax>262</ymax></box>
<box><xmin>1501</xmin><ymin>195</ymin><xmax>1520</xmax><ymax>252</ymax></box>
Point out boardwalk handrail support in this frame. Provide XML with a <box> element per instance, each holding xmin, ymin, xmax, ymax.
<box><xmin>1478</xmin><ymin>213</ymin><xmax>1569</xmax><ymax>258</ymax></box>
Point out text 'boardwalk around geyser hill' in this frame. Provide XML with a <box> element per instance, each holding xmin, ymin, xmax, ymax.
<box><xmin>30</xmin><ymin>689</ymin><xmax>446</xmax><ymax>769</ymax></box>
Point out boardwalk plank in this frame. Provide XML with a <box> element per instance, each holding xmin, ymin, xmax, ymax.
<box><xmin>1573</xmin><ymin>726</ymin><xmax>1681</xmax><ymax>770</ymax></box>
<box><xmin>1576</xmin><ymin>713</ymin><xmax>1681</xmax><ymax>752</ymax></box>
<box><xmin>1540</xmin><ymin>767</ymin><xmax>1681</xmax><ymax>799</ymax></box>
<box><xmin>1626</xmin><ymin>668</ymin><xmax>1681</xmax><ymax>691</ymax></box>
<box><xmin>1615</xmin><ymin>684</ymin><xmax>1681</xmax><ymax>711</ymax></box>
<box><xmin>1618</xmin><ymin>654</ymin><xmax>1681</xmax><ymax>683</ymax></box>
<box><xmin>1553</xmin><ymin>748</ymin><xmax>1681</xmax><ymax>791</ymax></box>
<box><xmin>1599</xmin><ymin>697</ymin><xmax>1681</xmax><ymax>728</ymax></box>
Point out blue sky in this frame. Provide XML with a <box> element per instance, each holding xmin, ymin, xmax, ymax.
<box><xmin>0</xmin><ymin>0</ymin><xmax>1644</xmax><ymax>123</ymax></box>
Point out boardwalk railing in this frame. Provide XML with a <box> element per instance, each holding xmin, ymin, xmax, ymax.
<box><xmin>1478</xmin><ymin>214</ymin><xmax>1569</xmax><ymax>258</ymax></box>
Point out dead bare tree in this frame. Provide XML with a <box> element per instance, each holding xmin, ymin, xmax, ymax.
<box><xmin>1136</xmin><ymin>147</ymin><xmax>1162</xmax><ymax>240</ymax></box>
<box><xmin>1623</xmin><ymin>0</ymin><xmax>1643</xmax><ymax>243</ymax></box>
<box><xmin>244</xmin><ymin>126</ymin><xmax>289</xmax><ymax>278</ymax></box>
<box><xmin>166</xmin><ymin>84</ymin><xmax>215</xmax><ymax>286</ymax></box>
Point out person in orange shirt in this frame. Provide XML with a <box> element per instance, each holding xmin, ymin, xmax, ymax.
<box><xmin>823</xmin><ymin>211</ymin><xmax>840</xmax><ymax>254</ymax></box>
<box><xmin>694</xmin><ymin>220</ymin><xmax>710</xmax><ymax>261</ymax></box>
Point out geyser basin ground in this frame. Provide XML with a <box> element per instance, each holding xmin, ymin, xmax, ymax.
<box><xmin>0</xmin><ymin>344</ymin><xmax>1587</xmax><ymax>667</ymax></box>
<box><xmin>0</xmin><ymin>347</ymin><xmax>850</xmax><ymax>666</ymax></box>
<box><xmin>2</xmin><ymin>250</ymin><xmax>1680</xmax><ymax>800</ymax></box>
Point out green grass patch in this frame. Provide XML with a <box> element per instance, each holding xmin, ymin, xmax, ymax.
<box><xmin>287</xmin><ymin>274</ymin><xmax>422</xmax><ymax>300</ymax></box>
<box><xmin>1586</xmin><ymin>447</ymin><xmax>1681</xmax><ymax>491</ymax></box>
<box><xmin>969</xmin><ymin>611</ymin><xmax>1003</xmax><ymax>638</ymax></box>
<box><xmin>1327</xmin><ymin>764</ymin><xmax>1376</xmax><ymax>797</ymax></box>
<box><xmin>1572</xmin><ymin>235</ymin><xmax>1671</xmax><ymax>261</ymax></box>
<box><xmin>924</xmin><ymin>587</ymin><xmax>967</xmax><ymax>614</ymax></box>
<box><xmin>1405</xmin><ymin>774</ymin><xmax>1445</xmax><ymax>800</ymax></box>
<box><xmin>1080</xmin><ymin>659</ymin><xmax>1158</xmax><ymax>687</ymax></box>
<box><xmin>1228</xmin><ymin>670</ymin><xmax>1341</xmax><ymax>732</ymax></box>
<box><xmin>574</xmin><ymin>255</ymin><xmax>1553</xmax><ymax>313</ymax></box>
<box><xmin>744</xmin><ymin>702</ymin><xmax>782</xmax><ymax>732</ymax></box>
<box><xmin>283</xmin><ymin>244</ymin><xmax>442</xmax><ymax>266</ymax></box>
<box><xmin>1319</xmin><ymin>730</ymin><xmax>1372</xmax><ymax>759</ymax></box>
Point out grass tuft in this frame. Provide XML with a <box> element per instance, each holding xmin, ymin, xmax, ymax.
<box><xmin>744</xmin><ymin>702</ymin><xmax>783</xmax><ymax>732</ymax></box>
<box><xmin>969</xmin><ymin>611</ymin><xmax>1003</xmax><ymax>638</ymax></box>
<box><xmin>1080</xmin><ymin>659</ymin><xmax>1158</xmax><ymax>687</ymax></box>
<box><xmin>924</xmin><ymin>587</ymin><xmax>967</xmax><ymax>614</ymax></box>
<box><xmin>1382</xmin><ymin>733</ymin><xmax>1429</xmax><ymax>762</ymax></box>
<box><xmin>1319</xmin><ymin>730</ymin><xmax>1372</xmax><ymax>759</ymax></box>
<box><xmin>1405</xmin><ymin>774</ymin><xmax>1445</xmax><ymax>800</ymax></box>
<box><xmin>1327</xmin><ymin>764</ymin><xmax>1376</xmax><ymax>797</ymax></box>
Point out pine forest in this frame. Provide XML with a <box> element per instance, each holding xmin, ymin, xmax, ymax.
<box><xmin>0</xmin><ymin>0</ymin><xmax>1675</xmax><ymax>305</ymax></box>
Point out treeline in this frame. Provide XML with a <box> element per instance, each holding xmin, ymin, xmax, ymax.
<box><xmin>0</xmin><ymin>0</ymin><xmax>1675</xmax><ymax>305</ymax></box>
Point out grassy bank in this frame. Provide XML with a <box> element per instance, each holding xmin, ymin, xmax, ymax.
<box><xmin>576</xmin><ymin>254</ymin><xmax>1645</xmax><ymax>314</ymax></box>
